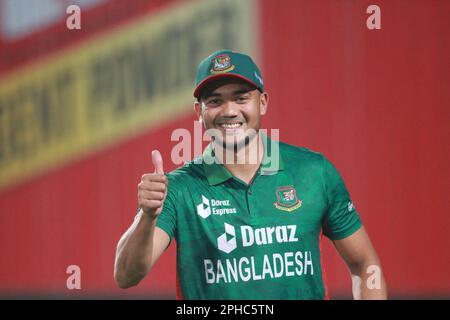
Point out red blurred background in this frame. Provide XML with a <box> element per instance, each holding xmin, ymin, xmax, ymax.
<box><xmin>0</xmin><ymin>0</ymin><xmax>448</xmax><ymax>298</ymax></box>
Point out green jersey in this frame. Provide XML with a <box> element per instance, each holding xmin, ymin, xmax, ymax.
<box><xmin>156</xmin><ymin>136</ymin><xmax>362</xmax><ymax>300</ymax></box>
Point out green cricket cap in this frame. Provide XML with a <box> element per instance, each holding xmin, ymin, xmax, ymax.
<box><xmin>193</xmin><ymin>49</ymin><xmax>264</xmax><ymax>98</ymax></box>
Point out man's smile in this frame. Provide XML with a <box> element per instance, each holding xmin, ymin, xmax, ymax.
<box><xmin>216</xmin><ymin>121</ymin><xmax>246</xmax><ymax>134</ymax></box>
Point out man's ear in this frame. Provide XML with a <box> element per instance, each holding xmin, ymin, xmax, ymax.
<box><xmin>194</xmin><ymin>101</ymin><xmax>203</xmax><ymax>122</ymax></box>
<box><xmin>259</xmin><ymin>92</ymin><xmax>269</xmax><ymax>115</ymax></box>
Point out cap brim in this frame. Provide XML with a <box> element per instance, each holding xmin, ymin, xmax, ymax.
<box><xmin>193</xmin><ymin>73</ymin><xmax>259</xmax><ymax>98</ymax></box>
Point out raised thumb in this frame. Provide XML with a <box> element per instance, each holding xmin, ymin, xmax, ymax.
<box><xmin>152</xmin><ymin>150</ymin><xmax>164</xmax><ymax>174</ymax></box>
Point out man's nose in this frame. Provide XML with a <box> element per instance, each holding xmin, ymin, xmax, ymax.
<box><xmin>220</xmin><ymin>100</ymin><xmax>239</xmax><ymax>117</ymax></box>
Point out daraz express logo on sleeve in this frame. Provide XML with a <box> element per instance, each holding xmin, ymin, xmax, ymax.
<box><xmin>196</xmin><ymin>195</ymin><xmax>237</xmax><ymax>219</ymax></box>
<box><xmin>217</xmin><ymin>223</ymin><xmax>299</xmax><ymax>254</ymax></box>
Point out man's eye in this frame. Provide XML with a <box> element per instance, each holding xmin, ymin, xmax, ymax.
<box><xmin>236</xmin><ymin>96</ymin><xmax>249</xmax><ymax>102</ymax></box>
<box><xmin>206</xmin><ymin>99</ymin><xmax>221</xmax><ymax>106</ymax></box>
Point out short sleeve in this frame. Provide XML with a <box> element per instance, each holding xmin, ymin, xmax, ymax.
<box><xmin>155</xmin><ymin>174</ymin><xmax>177</xmax><ymax>240</ymax></box>
<box><xmin>321</xmin><ymin>156</ymin><xmax>362</xmax><ymax>240</ymax></box>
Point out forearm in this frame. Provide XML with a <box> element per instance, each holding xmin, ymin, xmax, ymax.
<box><xmin>114</xmin><ymin>210</ymin><xmax>157</xmax><ymax>288</ymax></box>
<box><xmin>351</xmin><ymin>262</ymin><xmax>387</xmax><ymax>300</ymax></box>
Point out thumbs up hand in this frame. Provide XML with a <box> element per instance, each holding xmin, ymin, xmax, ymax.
<box><xmin>138</xmin><ymin>150</ymin><xmax>168</xmax><ymax>218</ymax></box>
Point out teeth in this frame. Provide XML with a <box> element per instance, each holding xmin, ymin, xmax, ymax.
<box><xmin>221</xmin><ymin>123</ymin><xmax>241</xmax><ymax>129</ymax></box>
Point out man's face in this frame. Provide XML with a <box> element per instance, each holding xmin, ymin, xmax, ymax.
<box><xmin>195</xmin><ymin>79</ymin><xmax>268</xmax><ymax>149</ymax></box>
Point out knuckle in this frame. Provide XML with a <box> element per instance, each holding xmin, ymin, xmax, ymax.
<box><xmin>149</xmin><ymin>200</ymin><xmax>161</xmax><ymax>208</ymax></box>
<box><xmin>143</xmin><ymin>199</ymin><xmax>154</xmax><ymax>207</ymax></box>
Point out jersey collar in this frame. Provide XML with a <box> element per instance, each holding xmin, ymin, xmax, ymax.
<box><xmin>202</xmin><ymin>132</ymin><xmax>284</xmax><ymax>186</ymax></box>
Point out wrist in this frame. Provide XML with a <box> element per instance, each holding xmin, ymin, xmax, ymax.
<box><xmin>138</xmin><ymin>208</ymin><xmax>158</xmax><ymax>223</ymax></box>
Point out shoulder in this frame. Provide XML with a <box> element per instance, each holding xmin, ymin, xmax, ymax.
<box><xmin>278</xmin><ymin>142</ymin><xmax>346</xmax><ymax>186</ymax></box>
<box><xmin>278</xmin><ymin>141</ymin><xmax>342</xmax><ymax>190</ymax></box>
<box><xmin>278</xmin><ymin>140</ymin><xmax>325</xmax><ymax>166</ymax></box>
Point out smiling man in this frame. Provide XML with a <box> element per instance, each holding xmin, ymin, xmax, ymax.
<box><xmin>114</xmin><ymin>49</ymin><xmax>388</xmax><ymax>299</ymax></box>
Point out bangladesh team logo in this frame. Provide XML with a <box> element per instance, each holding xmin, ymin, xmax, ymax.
<box><xmin>274</xmin><ymin>186</ymin><xmax>302</xmax><ymax>212</ymax></box>
<box><xmin>210</xmin><ymin>54</ymin><xmax>235</xmax><ymax>74</ymax></box>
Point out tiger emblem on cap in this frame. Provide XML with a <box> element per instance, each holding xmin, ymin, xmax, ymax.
<box><xmin>210</xmin><ymin>54</ymin><xmax>235</xmax><ymax>74</ymax></box>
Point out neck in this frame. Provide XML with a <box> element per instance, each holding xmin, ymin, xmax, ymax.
<box><xmin>212</xmin><ymin>133</ymin><xmax>264</xmax><ymax>184</ymax></box>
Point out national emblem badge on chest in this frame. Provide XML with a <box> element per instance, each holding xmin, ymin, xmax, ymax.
<box><xmin>274</xmin><ymin>185</ymin><xmax>302</xmax><ymax>212</ymax></box>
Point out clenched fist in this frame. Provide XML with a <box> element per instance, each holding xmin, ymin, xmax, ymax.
<box><xmin>138</xmin><ymin>150</ymin><xmax>168</xmax><ymax>218</ymax></box>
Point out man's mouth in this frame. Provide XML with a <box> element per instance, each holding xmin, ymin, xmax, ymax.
<box><xmin>218</xmin><ymin>122</ymin><xmax>243</xmax><ymax>129</ymax></box>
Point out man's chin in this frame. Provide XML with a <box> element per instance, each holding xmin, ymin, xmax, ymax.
<box><xmin>214</xmin><ymin>131</ymin><xmax>258</xmax><ymax>150</ymax></box>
